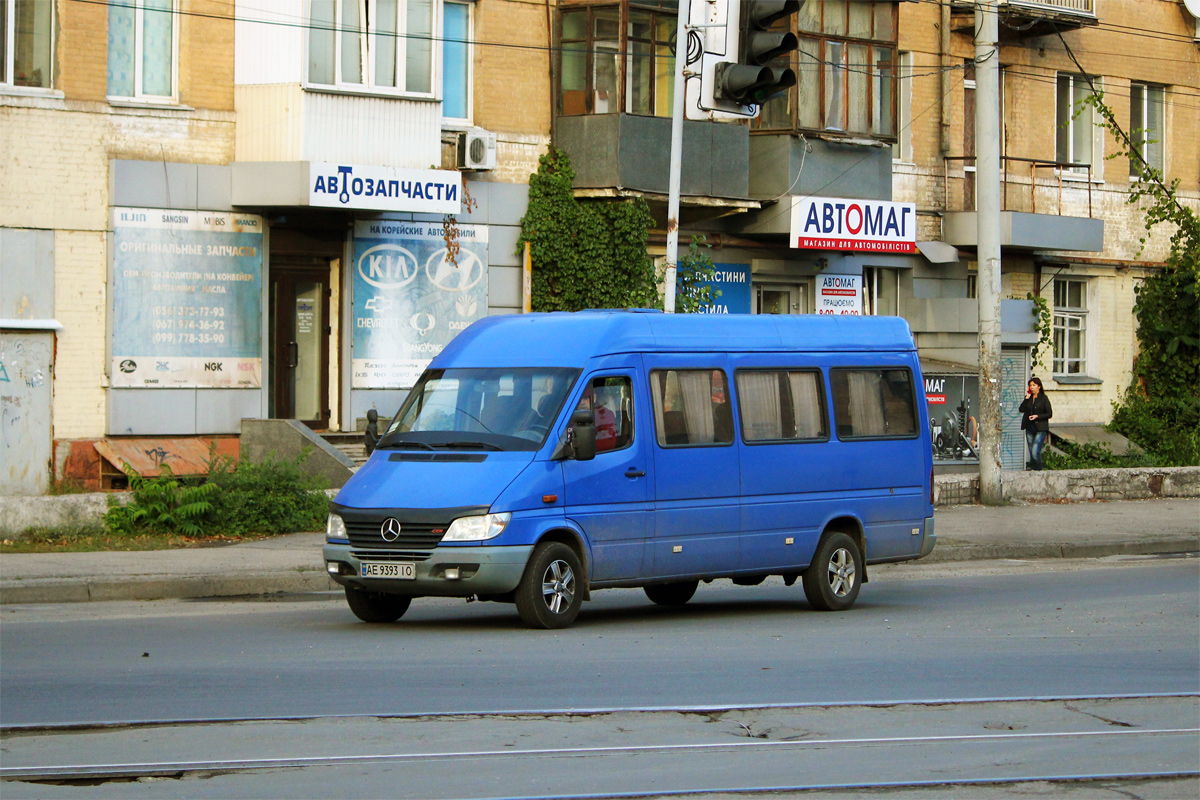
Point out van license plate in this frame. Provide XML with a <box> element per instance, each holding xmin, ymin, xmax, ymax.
<box><xmin>359</xmin><ymin>562</ymin><xmax>415</xmax><ymax>580</ymax></box>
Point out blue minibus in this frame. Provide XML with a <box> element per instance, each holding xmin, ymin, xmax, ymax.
<box><xmin>324</xmin><ymin>311</ymin><xmax>936</xmax><ymax>628</ymax></box>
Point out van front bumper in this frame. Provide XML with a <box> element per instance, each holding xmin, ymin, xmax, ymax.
<box><xmin>322</xmin><ymin>543</ymin><xmax>533</xmax><ymax>596</ymax></box>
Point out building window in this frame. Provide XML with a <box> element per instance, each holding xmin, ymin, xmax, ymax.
<box><xmin>1056</xmin><ymin>73</ymin><xmax>1101</xmax><ymax>176</ymax></box>
<box><xmin>107</xmin><ymin>0</ymin><xmax>177</xmax><ymax>101</ymax></box>
<box><xmin>1129</xmin><ymin>82</ymin><xmax>1165</xmax><ymax>178</ymax></box>
<box><xmin>442</xmin><ymin>0</ymin><xmax>471</xmax><ymax>121</ymax></box>
<box><xmin>891</xmin><ymin>51</ymin><xmax>912</xmax><ymax>162</ymax></box>
<box><xmin>2</xmin><ymin>0</ymin><xmax>53</xmax><ymax>89</ymax></box>
<box><xmin>757</xmin><ymin>0</ymin><xmax>897</xmax><ymax>138</ymax></box>
<box><xmin>863</xmin><ymin>267</ymin><xmax>899</xmax><ymax>316</ymax></box>
<box><xmin>1053</xmin><ymin>278</ymin><xmax>1088</xmax><ymax>376</ymax></box>
<box><xmin>558</xmin><ymin>2</ymin><xmax>676</xmax><ymax>117</ymax></box>
<box><xmin>308</xmin><ymin>0</ymin><xmax>434</xmax><ymax>95</ymax></box>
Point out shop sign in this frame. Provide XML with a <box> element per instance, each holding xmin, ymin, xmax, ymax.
<box><xmin>791</xmin><ymin>197</ymin><xmax>917</xmax><ymax>253</ymax></box>
<box><xmin>110</xmin><ymin>208</ymin><xmax>263</xmax><ymax>388</ymax></box>
<box><xmin>816</xmin><ymin>274</ymin><xmax>862</xmax><ymax>315</ymax></box>
<box><xmin>926</xmin><ymin>374</ymin><xmax>980</xmax><ymax>463</ymax></box>
<box><xmin>309</xmin><ymin>163</ymin><xmax>462</xmax><ymax>214</ymax></box>
<box><xmin>695</xmin><ymin>264</ymin><xmax>751</xmax><ymax>314</ymax></box>
<box><xmin>351</xmin><ymin>221</ymin><xmax>489</xmax><ymax>388</ymax></box>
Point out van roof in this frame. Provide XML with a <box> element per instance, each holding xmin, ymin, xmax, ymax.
<box><xmin>432</xmin><ymin>311</ymin><xmax>917</xmax><ymax>369</ymax></box>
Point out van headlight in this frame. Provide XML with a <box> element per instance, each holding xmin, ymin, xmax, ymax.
<box><xmin>326</xmin><ymin>513</ymin><xmax>348</xmax><ymax>542</ymax></box>
<box><xmin>442</xmin><ymin>512</ymin><xmax>511</xmax><ymax>542</ymax></box>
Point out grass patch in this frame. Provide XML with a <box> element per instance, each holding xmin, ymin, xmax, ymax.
<box><xmin>1</xmin><ymin>523</ymin><xmax>274</xmax><ymax>554</ymax></box>
<box><xmin>1044</xmin><ymin>438</ymin><xmax>1167</xmax><ymax>470</ymax></box>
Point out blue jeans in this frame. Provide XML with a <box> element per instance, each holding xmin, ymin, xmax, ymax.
<box><xmin>1026</xmin><ymin>429</ymin><xmax>1048</xmax><ymax>470</ymax></box>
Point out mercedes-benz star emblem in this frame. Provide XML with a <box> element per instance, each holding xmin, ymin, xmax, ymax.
<box><xmin>380</xmin><ymin>518</ymin><xmax>402</xmax><ymax>542</ymax></box>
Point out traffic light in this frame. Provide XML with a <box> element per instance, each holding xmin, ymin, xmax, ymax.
<box><xmin>715</xmin><ymin>0</ymin><xmax>799</xmax><ymax>108</ymax></box>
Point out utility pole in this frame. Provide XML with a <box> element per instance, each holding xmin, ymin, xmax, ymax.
<box><xmin>663</xmin><ymin>0</ymin><xmax>690</xmax><ymax>314</ymax></box>
<box><xmin>975</xmin><ymin>0</ymin><xmax>1004</xmax><ymax>504</ymax></box>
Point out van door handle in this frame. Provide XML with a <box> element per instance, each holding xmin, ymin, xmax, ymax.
<box><xmin>624</xmin><ymin>469</ymin><xmax>646</xmax><ymax>478</ymax></box>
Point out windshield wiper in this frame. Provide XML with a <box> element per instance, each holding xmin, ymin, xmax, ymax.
<box><xmin>437</xmin><ymin>441</ymin><xmax>503</xmax><ymax>451</ymax></box>
<box><xmin>378</xmin><ymin>439</ymin><xmax>436</xmax><ymax>451</ymax></box>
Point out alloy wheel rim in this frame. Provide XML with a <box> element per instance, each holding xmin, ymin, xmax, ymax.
<box><xmin>541</xmin><ymin>559</ymin><xmax>575</xmax><ymax>614</ymax></box>
<box><xmin>827</xmin><ymin>548</ymin><xmax>856</xmax><ymax>597</ymax></box>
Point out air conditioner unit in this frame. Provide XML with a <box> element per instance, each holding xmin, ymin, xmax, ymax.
<box><xmin>458</xmin><ymin>129</ymin><xmax>497</xmax><ymax>171</ymax></box>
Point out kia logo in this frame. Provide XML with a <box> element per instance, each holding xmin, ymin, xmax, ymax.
<box><xmin>358</xmin><ymin>244</ymin><xmax>419</xmax><ymax>289</ymax></box>
<box><xmin>380</xmin><ymin>518</ymin><xmax>402</xmax><ymax>542</ymax></box>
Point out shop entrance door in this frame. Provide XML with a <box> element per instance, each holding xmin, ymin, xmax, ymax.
<box><xmin>756</xmin><ymin>284</ymin><xmax>805</xmax><ymax>314</ymax></box>
<box><xmin>270</xmin><ymin>265</ymin><xmax>330</xmax><ymax>428</ymax></box>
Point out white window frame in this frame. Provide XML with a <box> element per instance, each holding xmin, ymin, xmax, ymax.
<box><xmin>305</xmin><ymin>0</ymin><xmax>439</xmax><ymax>99</ymax></box>
<box><xmin>1129</xmin><ymin>82</ymin><xmax>1165</xmax><ymax>179</ymax></box>
<box><xmin>1055</xmin><ymin>73</ymin><xmax>1103</xmax><ymax>180</ymax></box>
<box><xmin>107</xmin><ymin>0</ymin><xmax>180</xmax><ymax>104</ymax></box>
<box><xmin>863</xmin><ymin>267</ymin><xmax>900</xmax><ymax>317</ymax></box>
<box><xmin>2</xmin><ymin>0</ymin><xmax>56</xmax><ymax>93</ymax></box>
<box><xmin>891</xmin><ymin>51</ymin><xmax>913</xmax><ymax>163</ymax></box>
<box><xmin>441</xmin><ymin>0</ymin><xmax>472</xmax><ymax>125</ymax></box>
<box><xmin>1052</xmin><ymin>278</ymin><xmax>1089</xmax><ymax>377</ymax></box>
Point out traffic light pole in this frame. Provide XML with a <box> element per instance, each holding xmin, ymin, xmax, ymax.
<box><xmin>663</xmin><ymin>0</ymin><xmax>690</xmax><ymax>314</ymax></box>
<box><xmin>976</xmin><ymin>0</ymin><xmax>1004</xmax><ymax>504</ymax></box>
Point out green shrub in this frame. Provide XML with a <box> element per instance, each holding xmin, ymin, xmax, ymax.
<box><xmin>1043</xmin><ymin>438</ymin><xmax>1163</xmax><ymax>471</ymax></box>
<box><xmin>1109</xmin><ymin>389</ymin><xmax>1200</xmax><ymax>467</ymax></box>
<box><xmin>103</xmin><ymin>450</ymin><xmax>330</xmax><ymax>538</ymax></box>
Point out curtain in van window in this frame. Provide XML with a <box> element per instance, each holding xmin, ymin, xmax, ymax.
<box><xmin>847</xmin><ymin>371</ymin><xmax>887</xmax><ymax>436</ymax></box>
<box><xmin>677</xmin><ymin>371</ymin><xmax>715</xmax><ymax>443</ymax></box>
<box><xmin>738</xmin><ymin>372</ymin><xmax>783</xmax><ymax>440</ymax></box>
<box><xmin>788</xmin><ymin>372</ymin><xmax>824</xmax><ymax>438</ymax></box>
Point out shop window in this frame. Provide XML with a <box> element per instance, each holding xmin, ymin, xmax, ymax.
<box><xmin>558</xmin><ymin>2</ymin><xmax>676</xmax><ymax>117</ymax></box>
<box><xmin>308</xmin><ymin>0</ymin><xmax>434</xmax><ymax>95</ymax></box>
<box><xmin>1129</xmin><ymin>82</ymin><xmax>1165</xmax><ymax>178</ymax></box>
<box><xmin>2</xmin><ymin>0</ymin><xmax>54</xmax><ymax>89</ymax></box>
<box><xmin>1052</xmin><ymin>278</ymin><xmax>1088</xmax><ymax>376</ymax></box>
<box><xmin>442</xmin><ymin>0</ymin><xmax>471</xmax><ymax>121</ymax></box>
<box><xmin>650</xmin><ymin>368</ymin><xmax>734</xmax><ymax>447</ymax></box>
<box><xmin>1055</xmin><ymin>73</ymin><xmax>1101</xmax><ymax>176</ymax></box>
<box><xmin>736</xmin><ymin>370</ymin><xmax>827</xmax><ymax>443</ymax></box>
<box><xmin>756</xmin><ymin>0</ymin><xmax>897</xmax><ymax>138</ymax></box>
<box><xmin>108</xmin><ymin>0</ymin><xmax>176</xmax><ymax>101</ymax></box>
<box><xmin>831</xmin><ymin>368</ymin><xmax>917</xmax><ymax>439</ymax></box>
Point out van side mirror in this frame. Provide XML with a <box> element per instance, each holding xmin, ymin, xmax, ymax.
<box><xmin>569</xmin><ymin>409</ymin><xmax>596</xmax><ymax>461</ymax></box>
<box><xmin>364</xmin><ymin>408</ymin><xmax>379</xmax><ymax>456</ymax></box>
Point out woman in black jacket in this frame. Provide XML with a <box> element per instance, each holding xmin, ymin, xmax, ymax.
<box><xmin>1019</xmin><ymin>376</ymin><xmax>1053</xmax><ymax>470</ymax></box>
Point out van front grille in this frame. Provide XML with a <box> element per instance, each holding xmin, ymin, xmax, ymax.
<box><xmin>346</xmin><ymin>520</ymin><xmax>447</xmax><ymax>550</ymax></box>
<box><xmin>351</xmin><ymin>549</ymin><xmax>433</xmax><ymax>563</ymax></box>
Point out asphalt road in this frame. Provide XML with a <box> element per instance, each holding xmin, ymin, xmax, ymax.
<box><xmin>2</xmin><ymin>557</ymin><xmax>1197</xmax><ymax>727</ymax></box>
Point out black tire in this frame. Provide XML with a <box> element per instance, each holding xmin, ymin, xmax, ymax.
<box><xmin>515</xmin><ymin>542</ymin><xmax>583</xmax><ymax>629</ymax></box>
<box><xmin>802</xmin><ymin>532</ymin><xmax>862</xmax><ymax>611</ymax></box>
<box><xmin>345</xmin><ymin>586</ymin><xmax>412</xmax><ymax>623</ymax></box>
<box><xmin>644</xmin><ymin>580</ymin><xmax>699</xmax><ymax>606</ymax></box>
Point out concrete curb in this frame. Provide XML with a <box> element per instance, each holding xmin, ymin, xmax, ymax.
<box><xmin>921</xmin><ymin>537</ymin><xmax>1199</xmax><ymax>564</ymax></box>
<box><xmin>0</xmin><ymin>571</ymin><xmax>340</xmax><ymax>605</ymax></box>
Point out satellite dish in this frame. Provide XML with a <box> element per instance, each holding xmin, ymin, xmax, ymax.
<box><xmin>1185</xmin><ymin>0</ymin><xmax>1200</xmax><ymax>18</ymax></box>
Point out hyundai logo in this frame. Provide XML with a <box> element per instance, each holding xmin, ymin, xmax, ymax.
<box><xmin>380</xmin><ymin>518</ymin><xmax>402</xmax><ymax>542</ymax></box>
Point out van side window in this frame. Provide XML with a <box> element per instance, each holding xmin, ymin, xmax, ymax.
<box><xmin>650</xmin><ymin>369</ymin><xmax>734</xmax><ymax>446</ymax></box>
<box><xmin>831</xmin><ymin>368</ymin><xmax>918</xmax><ymax>439</ymax></box>
<box><xmin>736</xmin><ymin>370</ymin><xmax>827</xmax><ymax>442</ymax></box>
<box><xmin>581</xmin><ymin>376</ymin><xmax>634</xmax><ymax>453</ymax></box>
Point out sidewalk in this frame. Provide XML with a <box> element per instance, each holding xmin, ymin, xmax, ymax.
<box><xmin>1</xmin><ymin>498</ymin><xmax>1196</xmax><ymax>605</ymax></box>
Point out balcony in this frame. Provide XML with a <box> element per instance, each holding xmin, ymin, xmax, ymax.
<box><xmin>951</xmin><ymin>0</ymin><xmax>1098</xmax><ymax>37</ymax></box>
<box><xmin>941</xmin><ymin>156</ymin><xmax>1104</xmax><ymax>252</ymax></box>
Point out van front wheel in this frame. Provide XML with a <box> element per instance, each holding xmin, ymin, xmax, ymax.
<box><xmin>644</xmin><ymin>581</ymin><xmax>698</xmax><ymax>606</ymax></box>
<box><xmin>802</xmin><ymin>532</ymin><xmax>862</xmax><ymax>611</ymax></box>
<box><xmin>515</xmin><ymin>542</ymin><xmax>583</xmax><ymax>629</ymax></box>
<box><xmin>345</xmin><ymin>586</ymin><xmax>412</xmax><ymax>623</ymax></box>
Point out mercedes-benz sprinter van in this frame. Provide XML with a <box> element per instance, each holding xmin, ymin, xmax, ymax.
<box><xmin>324</xmin><ymin>311</ymin><xmax>935</xmax><ymax>628</ymax></box>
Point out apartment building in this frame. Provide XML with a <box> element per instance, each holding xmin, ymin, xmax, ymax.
<box><xmin>1</xmin><ymin>0</ymin><xmax>550</xmax><ymax>494</ymax></box>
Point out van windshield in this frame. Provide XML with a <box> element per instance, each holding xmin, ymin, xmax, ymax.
<box><xmin>379</xmin><ymin>368</ymin><xmax>580</xmax><ymax>452</ymax></box>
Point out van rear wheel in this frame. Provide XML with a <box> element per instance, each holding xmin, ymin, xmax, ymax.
<box><xmin>515</xmin><ymin>542</ymin><xmax>583</xmax><ymax>629</ymax></box>
<box><xmin>345</xmin><ymin>586</ymin><xmax>412</xmax><ymax>623</ymax></box>
<box><xmin>802</xmin><ymin>532</ymin><xmax>862</xmax><ymax>611</ymax></box>
<box><xmin>644</xmin><ymin>581</ymin><xmax>699</xmax><ymax>606</ymax></box>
